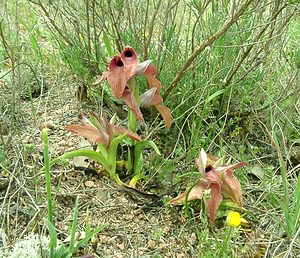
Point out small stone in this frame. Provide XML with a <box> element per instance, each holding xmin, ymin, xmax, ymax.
<box><xmin>0</xmin><ymin>178</ymin><xmax>9</xmax><ymax>190</ymax></box>
<box><xmin>39</xmin><ymin>122</ymin><xmax>55</xmax><ymax>131</ymax></box>
<box><xmin>147</xmin><ymin>239</ymin><xmax>156</xmax><ymax>250</ymax></box>
<box><xmin>84</xmin><ymin>180</ymin><xmax>95</xmax><ymax>188</ymax></box>
<box><xmin>116</xmin><ymin>242</ymin><xmax>125</xmax><ymax>250</ymax></box>
<box><xmin>189</xmin><ymin>232</ymin><xmax>197</xmax><ymax>245</ymax></box>
<box><xmin>176</xmin><ymin>252</ymin><xmax>185</xmax><ymax>258</ymax></box>
<box><xmin>149</xmin><ymin>216</ymin><xmax>156</xmax><ymax>223</ymax></box>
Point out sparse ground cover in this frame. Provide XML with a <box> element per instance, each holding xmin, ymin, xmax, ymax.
<box><xmin>0</xmin><ymin>1</ymin><xmax>300</xmax><ymax>257</ymax></box>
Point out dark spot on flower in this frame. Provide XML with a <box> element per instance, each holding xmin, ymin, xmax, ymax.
<box><xmin>205</xmin><ymin>165</ymin><xmax>213</xmax><ymax>173</ymax></box>
<box><xmin>117</xmin><ymin>59</ymin><xmax>124</xmax><ymax>67</ymax></box>
<box><xmin>124</xmin><ymin>50</ymin><xmax>133</xmax><ymax>57</ymax></box>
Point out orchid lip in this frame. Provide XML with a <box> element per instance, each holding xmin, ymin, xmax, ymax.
<box><xmin>116</xmin><ymin>59</ymin><xmax>124</xmax><ymax>67</ymax></box>
<box><xmin>205</xmin><ymin>165</ymin><xmax>213</xmax><ymax>173</ymax></box>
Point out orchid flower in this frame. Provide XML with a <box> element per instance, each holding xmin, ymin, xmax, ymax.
<box><xmin>95</xmin><ymin>46</ymin><xmax>172</xmax><ymax>128</ymax></box>
<box><xmin>51</xmin><ymin>112</ymin><xmax>141</xmax><ymax>185</ymax></box>
<box><xmin>65</xmin><ymin>112</ymin><xmax>141</xmax><ymax>147</ymax></box>
<box><xmin>170</xmin><ymin>149</ymin><xmax>246</xmax><ymax>223</ymax></box>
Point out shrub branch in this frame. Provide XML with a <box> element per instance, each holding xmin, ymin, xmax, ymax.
<box><xmin>163</xmin><ymin>0</ymin><xmax>255</xmax><ymax>99</ymax></box>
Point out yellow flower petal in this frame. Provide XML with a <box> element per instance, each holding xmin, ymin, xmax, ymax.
<box><xmin>226</xmin><ymin>211</ymin><xmax>241</xmax><ymax>228</ymax></box>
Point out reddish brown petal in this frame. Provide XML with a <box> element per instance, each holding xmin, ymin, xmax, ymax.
<box><xmin>144</xmin><ymin>75</ymin><xmax>162</xmax><ymax>94</ymax></box>
<box><xmin>150</xmin><ymin>94</ymin><xmax>163</xmax><ymax>105</ymax></box>
<box><xmin>107</xmin><ymin>56</ymin><xmax>127</xmax><ymax>99</ymax></box>
<box><xmin>205</xmin><ymin>183</ymin><xmax>223</xmax><ymax>223</ymax></box>
<box><xmin>154</xmin><ymin>104</ymin><xmax>172</xmax><ymax>128</ymax></box>
<box><xmin>143</xmin><ymin>64</ymin><xmax>157</xmax><ymax>77</ymax></box>
<box><xmin>169</xmin><ymin>181</ymin><xmax>207</xmax><ymax>204</ymax></box>
<box><xmin>222</xmin><ymin>174</ymin><xmax>243</xmax><ymax>207</ymax></box>
<box><xmin>122</xmin><ymin>88</ymin><xmax>144</xmax><ymax>123</ymax></box>
<box><xmin>102</xmin><ymin>114</ymin><xmax>114</xmax><ymax>144</ymax></box>
<box><xmin>113</xmin><ymin>126</ymin><xmax>142</xmax><ymax>141</ymax></box>
<box><xmin>217</xmin><ymin>162</ymin><xmax>247</xmax><ymax>176</ymax></box>
<box><xmin>65</xmin><ymin>125</ymin><xmax>108</xmax><ymax>146</ymax></box>
<box><xmin>205</xmin><ymin>169</ymin><xmax>222</xmax><ymax>183</ymax></box>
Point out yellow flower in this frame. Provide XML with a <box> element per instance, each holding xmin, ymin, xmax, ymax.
<box><xmin>226</xmin><ymin>211</ymin><xmax>241</xmax><ymax>228</ymax></box>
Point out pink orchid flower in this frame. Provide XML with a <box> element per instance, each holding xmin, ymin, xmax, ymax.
<box><xmin>95</xmin><ymin>46</ymin><xmax>172</xmax><ymax>128</ymax></box>
<box><xmin>65</xmin><ymin>112</ymin><xmax>141</xmax><ymax>147</ymax></box>
<box><xmin>170</xmin><ymin>149</ymin><xmax>246</xmax><ymax>223</ymax></box>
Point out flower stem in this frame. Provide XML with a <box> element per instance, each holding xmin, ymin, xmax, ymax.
<box><xmin>42</xmin><ymin>129</ymin><xmax>53</xmax><ymax>225</ymax></box>
<box><xmin>127</xmin><ymin>78</ymin><xmax>139</xmax><ymax>175</ymax></box>
<box><xmin>218</xmin><ymin>227</ymin><xmax>233</xmax><ymax>258</ymax></box>
<box><xmin>42</xmin><ymin>129</ymin><xmax>55</xmax><ymax>258</ymax></box>
<box><xmin>127</xmin><ymin>77</ymin><xmax>139</xmax><ymax>133</ymax></box>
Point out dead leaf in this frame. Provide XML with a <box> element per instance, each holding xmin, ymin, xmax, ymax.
<box><xmin>169</xmin><ymin>181</ymin><xmax>207</xmax><ymax>204</ymax></box>
<box><xmin>73</xmin><ymin>140</ymin><xmax>93</xmax><ymax>167</ymax></box>
<box><xmin>249</xmin><ymin>165</ymin><xmax>265</xmax><ymax>180</ymax></box>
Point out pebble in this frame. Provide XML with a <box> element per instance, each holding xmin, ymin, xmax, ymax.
<box><xmin>39</xmin><ymin>122</ymin><xmax>55</xmax><ymax>130</ymax></box>
<box><xmin>116</xmin><ymin>242</ymin><xmax>125</xmax><ymax>250</ymax></box>
<box><xmin>147</xmin><ymin>239</ymin><xmax>156</xmax><ymax>250</ymax></box>
<box><xmin>189</xmin><ymin>232</ymin><xmax>197</xmax><ymax>245</ymax></box>
<box><xmin>84</xmin><ymin>180</ymin><xmax>95</xmax><ymax>188</ymax></box>
<box><xmin>176</xmin><ymin>252</ymin><xmax>185</xmax><ymax>258</ymax></box>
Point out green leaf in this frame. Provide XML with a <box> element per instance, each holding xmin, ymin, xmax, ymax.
<box><xmin>45</xmin><ymin>218</ymin><xmax>58</xmax><ymax>250</ymax></box>
<box><xmin>127</xmin><ymin>146</ymin><xmax>132</xmax><ymax>173</ymax></box>
<box><xmin>103</xmin><ymin>31</ymin><xmax>113</xmax><ymax>57</ymax></box>
<box><xmin>134</xmin><ymin>140</ymin><xmax>160</xmax><ymax>156</ymax></box>
<box><xmin>205</xmin><ymin>88</ymin><xmax>229</xmax><ymax>103</ymax></box>
<box><xmin>292</xmin><ymin>172</ymin><xmax>300</xmax><ymax>232</ymax></box>
<box><xmin>133</xmin><ymin>140</ymin><xmax>161</xmax><ymax>176</ymax></box>
<box><xmin>129</xmin><ymin>175</ymin><xmax>141</xmax><ymax>188</ymax></box>
<box><xmin>54</xmin><ymin>244</ymin><xmax>67</xmax><ymax>258</ymax></box>
<box><xmin>50</xmin><ymin>150</ymin><xmax>110</xmax><ymax>171</ymax></box>
<box><xmin>67</xmin><ymin>196</ymin><xmax>79</xmax><ymax>255</ymax></box>
<box><xmin>107</xmin><ymin>134</ymin><xmax>127</xmax><ymax>172</ymax></box>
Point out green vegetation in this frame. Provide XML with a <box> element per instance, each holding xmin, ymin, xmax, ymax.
<box><xmin>0</xmin><ymin>0</ymin><xmax>299</xmax><ymax>257</ymax></box>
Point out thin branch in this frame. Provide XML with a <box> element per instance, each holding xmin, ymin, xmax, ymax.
<box><xmin>223</xmin><ymin>3</ymin><xmax>287</xmax><ymax>87</ymax></box>
<box><xmin>28</xmin><ymin>0</ymin><xmax>73</xmax><ymax>46</ymax></box>
<box><xmin>163</xmin><ymin>0</ymin><xmax>255</xmax><ymax>99</ymax></box>
<box><xmin>144</xmin><ymin>1</ymin><xmax>162</xmax><ymax>59</ymax></box>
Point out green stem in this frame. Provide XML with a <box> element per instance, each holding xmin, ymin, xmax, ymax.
<box><xmin>127</xmin><ymin>77</ymin><xmax>139</xmax><ymax>133</ymax></box>
<box><xmin>218</xmin><ymin>227</ymin><xmax>233</xmax><ymax>258</ymax></box>
<box><xmin>42</xmin><ymin>129</ymin><xmax>53</xmax><ymax>225</ymax></box>
<box><xmin>127</xmin><ymin>78</ymin><xmax>139</xmax><ymax>174</ymax></box>
<box><xmin>42</xmin><ymin>129</ymin><xmax>54</xmax><ymax>258</ymax></box>
<box><xmin>128</xmin><ymin>110</ymin><xmax>137</xmax><ymax>133</ymax></box>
